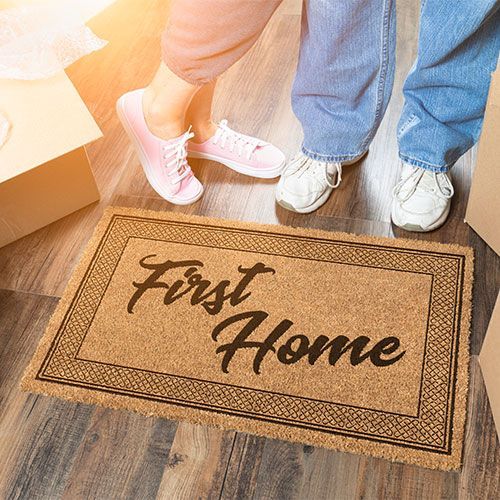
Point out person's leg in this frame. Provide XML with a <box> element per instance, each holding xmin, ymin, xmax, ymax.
<box><xmin>118</xmin><ymin>0</ymin><xmax>286</xmax><ymax>206</ymax></box>
<box><xmin>293</xmin><ymin>0</ymin><xmax>396</xmax><ymax>161</ymax></box>
<box><xmin>392</xmin><ymin>0</ymin><xmax>500</xmax><ymax>232</ymax></box>
<box><xmin>143</xmin><ymin>62</ymin><xmax>201</xmax><ymax>140</ymax></box>
<box><xmin>184</xmin><ymin>81</ymin><xmax>217</xmax><ymax>142</ymax></box>
<box><xmin>161</xmin><ymin>0</ymin><xmax>286</xmax><ymax>178</ymax></box>
<box><xmin>276</xmin><ymin>0</ymin><xmax>396</xmax><ymax>213</ymax></box>
<box><xmin>143</xmin><ymin>0</ymin><xmax>283</xmax><ymax>142</ymax></box>
<box><xmin>398</xmin><ymin>0</ymin><xmax>500</xmax><ymax>172</ymax></box>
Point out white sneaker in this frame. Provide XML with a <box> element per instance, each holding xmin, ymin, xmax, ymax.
<box><xmin>391</xmin><ymin>163</ymin><xmax>454</xmax><ymax>232</ymax></box>
<box><xmin>275</xmin><ymin>152</ymin><xmax>365</xmax><ymax>214</ymax></box>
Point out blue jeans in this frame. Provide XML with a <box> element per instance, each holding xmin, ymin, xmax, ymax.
<box><xmin>292</xmin><ymin>0</ymin><xmax>500</xmax><ymax>172</ymax></box>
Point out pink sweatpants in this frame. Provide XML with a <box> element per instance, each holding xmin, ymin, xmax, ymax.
<box><xmin>161</xmin><ymin>0</ymin><xmax>284</xmax><ymax>85</ymax></box>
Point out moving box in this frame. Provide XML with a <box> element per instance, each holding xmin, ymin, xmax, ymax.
<box><xmin>0</xmin><ymin>72</ymin><xmax>101</xmax><ymax>248</ymax></box>
<box><xmin>469</xmin><ymin>68</ymin><xmax>500</xmax><ymax>440</ymax></box>
<box><xmin>466</xmin><ymin>68</ymin><xmax>500</xmax><ymax>256</ymax></box>
<box><xmin>479</xmin><ymin>293</ymin><xmax>500</xmax><ymax>441</ymax></box>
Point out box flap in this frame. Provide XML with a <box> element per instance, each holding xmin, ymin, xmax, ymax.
<box><xmin>0</xmin><ymin>71</ymin><xmax>102</xmax><ymax>184</ymax></box>
<box><xmin>479</xmin><ymin>292</ymin><xmax>500</xmax><ymax>440</ymax></box>
<box><xmin>465</xmin><ymin>69</ymin><xmax>500</xmax><ymax>255</ymax></box>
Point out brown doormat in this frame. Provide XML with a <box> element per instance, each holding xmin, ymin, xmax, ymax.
<box><xmin>22</xmin><ymin>207</ymin><xmax>473</xmax><ymax>470</ymax></box>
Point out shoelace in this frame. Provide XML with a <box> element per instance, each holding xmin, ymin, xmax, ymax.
<box><xmin>393</xmin><ymin>166</ymin><xmax>454</xmax><ymax>202</ymax></box>
<box><xmin>283</xmin><ymin>154</ymin><xmax>342</xmax><ymax>189</ymax></box>
<box><xmin>161</xmin><ymin>128</ymin><xmax>194</xmax><ymax>185</ymax></box>
<box><xmin>212</xmin><ymin>119</ymin><xmax>264</xmax><ymax>160</ymax></box>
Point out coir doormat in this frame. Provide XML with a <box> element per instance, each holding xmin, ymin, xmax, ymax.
<box><xmin>22</xmin><ymin>207</ymin><xmax>473</xmax><ymax>470</ymax></box>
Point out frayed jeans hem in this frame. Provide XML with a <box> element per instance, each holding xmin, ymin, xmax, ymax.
<box><xmin>301</xmin><ymin>145</ymin><xmax>367</xmax><ymax>163</ymax></box>
<box><xmin>399</xmin><ymin>153</ymin><xmax>452</xmax><ymax>173</ymax></box>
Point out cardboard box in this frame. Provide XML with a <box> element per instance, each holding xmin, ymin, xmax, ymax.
<box><xmin>0</xmin><ymin>72</ymin><xmax>102</xmax><ymax>248</ymax></box>
<box><xmin>479</xmin><ymin>292</ymin><xmax>500</xmax><ymax>440</ymax></box>
<box><xmin>465</xmin><ymin>69</ymin><xmax>500</xmax><ymax>255</ymax></box>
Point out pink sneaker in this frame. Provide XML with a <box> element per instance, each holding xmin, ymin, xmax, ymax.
<box><xmin>187</xmin><ymin>120</ymin><xmax>285</xmax><ymax>179</ymax></box>
<box><xmin>116</xmin><ymin>89</ymin><xmax>203</xmax><ymax>205</ymax></box>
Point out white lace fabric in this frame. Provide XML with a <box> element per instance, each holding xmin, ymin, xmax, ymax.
<box><xmin>0</xmin><ymin>1</ymin><xmax>107</xmax><ymax>80</ymax></box>
<box><xmin>283</xmin><ymin>154</ymin><xmax>343</xmax><ymax>189</ymax></box>
<box><xmin>162</xmin><ymin>130</ymin><xmax>194</xmax><ymax>184</ymax></box>
<box><xmin>212</xmin><ymin>120</ymin><xmax>265</xmax><ymax>159</ymax></box>
<box><xmin>393</xmin><ymin>166</ymin><xmax>454</xmax><ymax>203</ymax></box>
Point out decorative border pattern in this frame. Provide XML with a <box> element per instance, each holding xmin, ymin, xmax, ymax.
<box><xmin>37</xmin><ymin>214</ymin><xmax>465</xmax><ymax>455</ymax></box>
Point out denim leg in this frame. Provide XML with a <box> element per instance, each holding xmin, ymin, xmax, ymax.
<box><xmin>398</xmin><ymin>0</ymin><xmax>500</xmax><ymax>172</ymax></box>
<box><xmin>292</xmin><ymin>0</ymin><xmax>396</xmax><ymax>162</ymax></box>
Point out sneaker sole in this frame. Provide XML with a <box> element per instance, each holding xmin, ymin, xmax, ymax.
<box><xmin>276</xmin><ymin>187</ymin><xmax>333</xmax><ymax>214</ymax></box>
<box><xmin>116</xmin><ymin>95</ymin><xmax>203</xmax><ymax>206</ymax></box>
<box><xmin>188</xmin><ymin>151</ymin><xmax>284</xmax><ymax>179</ymax></box>
<box><xmin>390</xmin><ymin>202</ymin><xmax>451</xmax><ymax>233</ymax></box>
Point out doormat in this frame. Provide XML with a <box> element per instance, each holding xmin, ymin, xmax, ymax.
<box><xmin>22</xmin><ymin>207</ymin><xmax>473</xmax><ymax>470</ymax></box>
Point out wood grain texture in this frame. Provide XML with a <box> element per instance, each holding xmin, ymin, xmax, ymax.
<box><xmin>0</xmin><ymin>290</ymin><xmax>93</xmax><ymax>500</ymax></box>
<box><xmin>155</xmin><ymin>423</ymin><xmax>236</xmax><ymax>500</ymax></box>
<box><xmin>219</xmin><ymin>434</ymin><xmax>267</xmax><ymax>500</ymax></box>
<box><xmin>61</xmin><ymin>409</ymin><xmax>177</xmax><ymax>500</ymax></box>
<box><xmin>459</xmin><ymin>357</ymin><xmax>500</xmax><ymax>500</ymax></box>
<box><xmin>0</xmin><ymin>0</ymin><xmax>499</xmax><ymax>498</ymax></box>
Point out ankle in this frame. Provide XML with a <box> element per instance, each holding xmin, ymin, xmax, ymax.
<box><xmin>142</xmin><ymin>88</ymin><xmax>186</xmax><ymax>140</ymax></box>
<box><xmin>189</xmin><ymin>120</ymin><xmax>217</xmax><ymax>143</ymax></box>
<box><xmin>145</xmin><ymin>117</ymin><xmax>185</xmax><ymax>141</ymax></box>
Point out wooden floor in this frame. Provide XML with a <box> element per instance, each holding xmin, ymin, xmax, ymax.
<box><xmin>1</xmin><ymin>0</ymin><xmax>499</xmax><ymax>498</ymax></box>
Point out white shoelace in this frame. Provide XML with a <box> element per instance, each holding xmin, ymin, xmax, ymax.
<box><xmin>162</xmin><ymin>129</ymin><xmax>194</xmax><ymax>184</ymax></box>
<box><xmin>212</xmin><ymin>119</ymin><xmax>264</xmax><ymax>160</ymax></box>
<box><xmin>393</xmin><ymin>166</ymin><xmax>454</xmax><ymax>202</ymax></box>
<box><xmin>283</xmin><ymin>154</ymin><xmax>342</xmax><ymax>189</ymax></box>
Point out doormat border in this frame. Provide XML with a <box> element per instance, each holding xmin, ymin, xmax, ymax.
<box><xmin>22</xmin><ymin>206</ymin><xmax>473</xmax><ymax>470</ymax></box>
